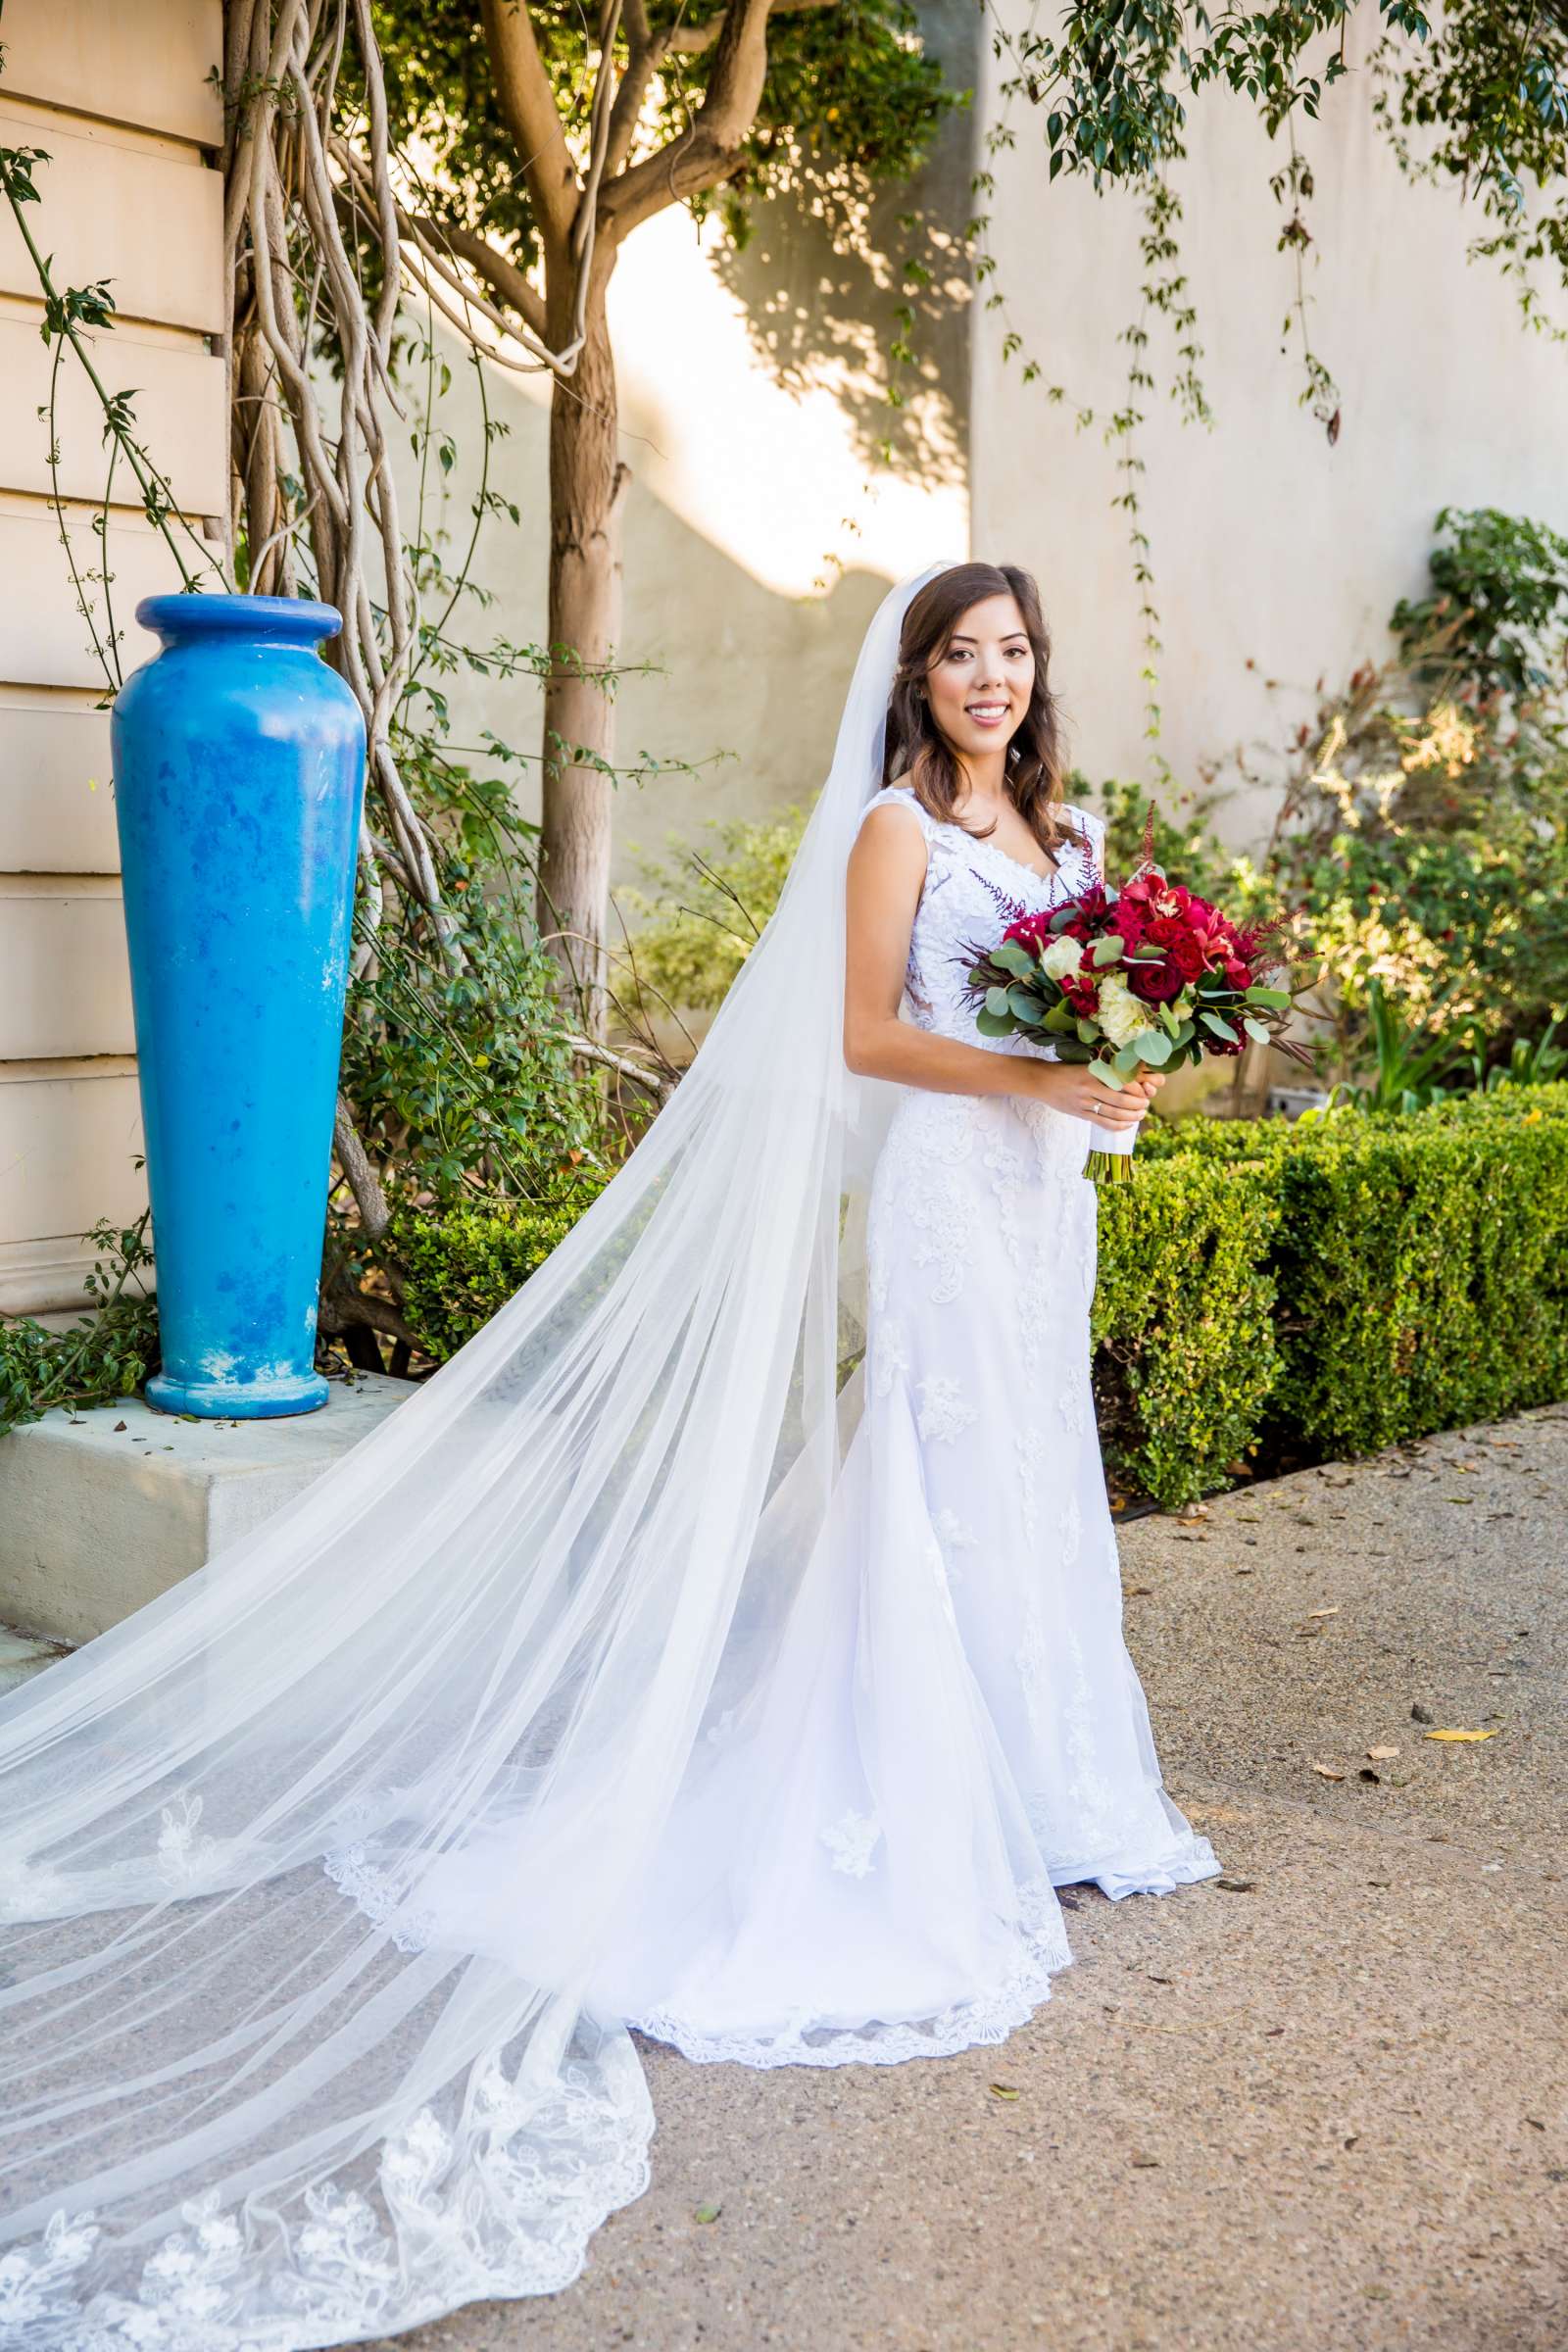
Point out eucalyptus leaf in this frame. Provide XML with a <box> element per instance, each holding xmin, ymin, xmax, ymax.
<box><xmin>993</xmin><ymin>940</ymin><xmax>1035</xmax><ymax>980</ymax></box>
<box><xmin>1007</xmin><ymin>986</ymin><xmax>1045</xmax><ymax>1024</ymax></box>
<box><xmin>1095</xmin><ymin>1058</ymin><xmax>1128</xmax><ymax>1089</ymax></box>
<box><xmin>1130</xmin><ymin>1030</ymin><xmax>1171</xmax><ymax>1064</ymax></box>
<box><xmin>975</xmin><ymin>1009</ymin><xmax>1014</xmax><ymax>1038</ymax></box>
<box><xmin>985</xmin><ymin>986</ymin><xmax>1012</xmax><ymax>1019</ymax></box>
<box><xmin>1091</xmin><ymin>934</ymin><xmax>1124</xmax><ymax>966</ymax></box>
<box><xmin>1245</xmin><ymin>986</ymin><xmax>1291</xmax><ymax>1008</ymax></box>
<box><xmin>1075</xmin><ymin>1018</ymin><xmax>1100</xmax><ymax>1046</ymax></box>
<box><xmin>1043</xmin><ymin>1002</ymin><xmax>1078</xmax><ymax>1033</ymax></box>
<box><xmin>1242</xmin><ymin>1016</ymin><xmax>1272</xmax><ymax>1045</ymax></box>
<box><xmin>1200</xmin><ymin>1010</ymin><xmax>1240</xmax><ymax>1043</ymax></box>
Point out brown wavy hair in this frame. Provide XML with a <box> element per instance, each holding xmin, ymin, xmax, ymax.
<box><xmin>879</xmin><ymin>562</ymin><xmax>1078</xmax><ymax>858</ymax></box>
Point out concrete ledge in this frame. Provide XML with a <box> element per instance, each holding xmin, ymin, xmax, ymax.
<box><xmin>0</xmin><ymin>1372</ymin><xmax>417</xmax><ymax>1644</ymax></box>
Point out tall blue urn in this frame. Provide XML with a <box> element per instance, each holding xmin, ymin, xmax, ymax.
<box><xmin>112</xmin><ymin>595</ymin><xmax>367</xmax><ymax>1417</ymax></box>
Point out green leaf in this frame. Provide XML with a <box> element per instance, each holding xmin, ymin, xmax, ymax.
<box><xmin>1043</xmin><ymin>1002</ymin><xmax>1078</xmax><ymax>1033</ymax></box>
<box><xmin>1200</xmin><ymin>1010</ymin><xmax>1240</xmax><ymax>1043</ymax></box>
<box><xmin>985</xmin><ymin>986</ymin><xmax>1012</xmax><ymax>1019</ymax></box>
<box><xmin>1111</xmin><ymin>1045</ymin><xmax>1144</xmax><ymax>1076</ymax></box>
<box><xmin>1129</xmin><ymin>1030</ymin><xmax>1171</xmax><ymax>1064</ymax></box>
<box><xmin>1075</xmin><ymin>1018</ymin><xmax>1100</xmax><ymax>1045</ymax></box>
<box><xmin>1095</xmin><ymin>1058</ymin><xmax>1129</xmax><ymax>1089</ymax></box>
<box><xmin>1245</xmin><ymin>986</ymin><xmax>1291</xmax><ymax>1008</ymax></box>
<box><xmin>993</xmin><ymin>940</ymin><xmax>1035</xmax><ymax>980</ymax></box>
<box><xmin>1091</xmin><ymin>934</ymin><xmax>1124</xmax><ymax>966</ymax></box>
<box><xmin>975</xmin><ymin>1008</ymin><xmax>1014</xmax><ymax>1039</ymax></box>
<box><xmin>1242</xmin><ymin>1016</ymin><xmax>1273</xmax><ymax>1045</ymax></box>
<box><xmin>1007</xmin><ymin>986</ymin><xmax>1045</xmax><ymax>1024</ymax></box>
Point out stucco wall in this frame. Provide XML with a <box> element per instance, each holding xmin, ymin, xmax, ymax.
<box><xmin>0</xmin><ymin>0</ymin><xmax>225</xmax><ymax>1314</ymax></box>
<box><xmin>972</xmin><ymin>1</ymin><xmax>1568</xmax><ymax>841</ymax></box>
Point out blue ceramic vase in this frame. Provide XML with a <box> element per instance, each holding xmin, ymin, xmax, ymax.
<box><xmin>112</xmin><ymin>595</ymin><xmax>367</xmax><ymax>1417</ymax></box>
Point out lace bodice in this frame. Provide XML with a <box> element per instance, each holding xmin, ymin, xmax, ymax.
<box><xmin>858</xmin><ymin>784</ymin><xmax>1104</xmax><ymax>1047</ymax></box>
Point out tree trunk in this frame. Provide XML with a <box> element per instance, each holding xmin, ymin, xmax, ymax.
<box><xmin>540</xmin><ymin>272</ymin><xmax>629</xmax><ymax>1036</ymax></box>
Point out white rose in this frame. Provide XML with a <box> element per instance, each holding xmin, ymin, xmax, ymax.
<box><xmin>1094</xmin><ymin>971</ymin><xmax>1149</xmax><ymax>1050</ymax></box>
<box><xmin>1040</xmin><ymin>933</ymin><xmax>1086</xmax><ymax>983</ymax></box>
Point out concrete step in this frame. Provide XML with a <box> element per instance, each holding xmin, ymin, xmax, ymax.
<box><xmin>0</xmin><ymin>1372</ymin><xmax>418</xmax><ymax>1644</ymax></box>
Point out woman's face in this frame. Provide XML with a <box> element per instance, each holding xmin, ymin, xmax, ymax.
<box><xmin>922</xmin><ymin>593</ymin><xmax>1034</xmax><ymax>767</ymax></box>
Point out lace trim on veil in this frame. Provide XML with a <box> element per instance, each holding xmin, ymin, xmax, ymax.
<box><xmin>0</xmin><ymin>2055</ymin><xmax>654</xmax><ymax>2351</ymax></box>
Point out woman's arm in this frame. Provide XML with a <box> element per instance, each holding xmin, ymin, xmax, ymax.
<box><xmin>843</xmin><ymin>805</ymin><xmax>1157</xmax><ymax>1127</ymax></box>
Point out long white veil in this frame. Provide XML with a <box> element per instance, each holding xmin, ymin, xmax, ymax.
<box><xmin>0</xmin><ymin>564</ymin><xmax>951</xmax><ymax>2347</ymax></box>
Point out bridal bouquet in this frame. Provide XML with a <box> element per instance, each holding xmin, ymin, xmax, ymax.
<box><xmin>964</xmin><ymin>839</ymin><xmax>1304</xmax><ymax>1182</ymax></box>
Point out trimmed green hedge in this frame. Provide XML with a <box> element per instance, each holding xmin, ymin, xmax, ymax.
<box><xmin>392</xmin><ymin>1185</ymin><xmax>608</xmax><ymax>1362</ymax></box>
<box><xmin>396</xmin><ymin>1090</ymin><xmax>1568</xmax><ymax>1512</ymax></box>
<box><xmin>1093</xmin><ymin>1156</ymin><xmax>1282</xmax><ymax>1508</ymax></box>
<box><xmin>1097</xmin><ymin>1086</ymin><xmax>1568</xmax><ymax>1501</ymax></box>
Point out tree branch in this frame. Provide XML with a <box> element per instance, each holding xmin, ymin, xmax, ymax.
<box><xmin>432</xmin><ymin>219</ymin><xmax>552</xmax><ymax>342</ymax></box>
<box><xmin>600</xmin><ymin>0</ymin><xmax>832</xmax><ymax>244</ymax></box>
<box><xmin>479</xmin><ymin>0</ymin><xmax>581</xmax><ymax>261</ymax></box>
<box><xmin>665</xmin><ymin>0</ymin><xmax>835</xmax><ymax>57</ymax></box>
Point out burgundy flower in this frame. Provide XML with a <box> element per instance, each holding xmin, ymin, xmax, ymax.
<box><xmin>1170</xmin><ymin>934</ymin><xmax>1205</xmax><ymax>982</ymax></box>
<box><xmin>1127</xmin><ymin>959</ymin><xmax>1185</xmax><ymax>1004</ymax></box>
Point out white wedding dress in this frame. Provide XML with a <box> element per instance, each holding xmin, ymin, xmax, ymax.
<box><xmin>558</xmin><ymin>787</ymin><xmax>1219</xmax><ymax>2062</ymax></box>
<box><xmin>0</xmin><ymin>573</ymin><xmax>1215</xmax><ymax>2352</ymax></box>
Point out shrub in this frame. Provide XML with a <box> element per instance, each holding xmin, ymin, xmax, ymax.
<box><xmin>620</xmin><ymin>805</ymin><xmax>811</xmax><ymax>1011</ymax></box>
<box><xmin>384</xmin><ymin>1095</ymin><xmax>1568</xmax><ymax>1510</ymax></box>
<box><xmin>1093</xmin><ymin>1155</ymin><xmax>1282</xmax><ymax>1506</ymax></box>
<box><xmin>1101</xmin><ymin>1087</ymin><xmax>1568</xmax><ymax>1496</ymax></box>
<box><xmin>392</xmin><ymin>1179</ymin><xmax>611</xmax><ymax>1362</ymax></box>
<box><xmin>1264</xmin><ymin>1107</ymin><xmax>1568</xmax><ymax>1456</ymax></box>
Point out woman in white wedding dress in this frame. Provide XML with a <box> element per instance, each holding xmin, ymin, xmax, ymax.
<box><xmin>0</xmin><ymin>562</ymin><xmax>1214</xmax><ymax>2351</ymax></box>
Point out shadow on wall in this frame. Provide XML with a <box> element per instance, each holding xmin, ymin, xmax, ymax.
<box><xmin>403</xmin><ymin>335</ymin><xmax>905</xmax><ymax>883</ymax></box>
<box><xmin>709</xmin><ymin>0</ymin><xmax>978</xmax><ymax>487</ymax></box>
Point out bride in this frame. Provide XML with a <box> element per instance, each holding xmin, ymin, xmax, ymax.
<box><xmin>0</xmin><ymin>561</ymin><xmax>1216</xmax><ymax>2349</ymax></box>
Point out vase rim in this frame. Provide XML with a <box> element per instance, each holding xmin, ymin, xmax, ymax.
<box><xmin>135</xmin><ymin>593</ymin><xmax>346</xmax><ymax>646</ymax></box>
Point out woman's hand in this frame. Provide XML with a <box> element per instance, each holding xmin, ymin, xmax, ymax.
<box><xmin>1025</xmin><ymin>1061</ymin><xmax>1166</xmax><ymax>1130</ymax></box>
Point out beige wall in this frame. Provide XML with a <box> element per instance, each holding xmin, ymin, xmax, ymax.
<box><xmin>0</xmin><ymin>1</ymin><xmax>224</xmax><ymax>1314</ymax></box>
<box><xmin>973</xmin><ymin>0</ymin><xmax>1568</xmax><ymax>841</ymax></box>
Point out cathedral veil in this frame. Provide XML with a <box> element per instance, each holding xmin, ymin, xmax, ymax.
<box><xmin>0</xmin><ymin>564</ymin><xmax>953</xmax><ymax>2346</ymax></box>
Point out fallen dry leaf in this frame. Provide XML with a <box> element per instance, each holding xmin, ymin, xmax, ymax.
<box><xmin>1366</xmin><ymin>1745</ymin><xmax>1399</xmax><ymax>1761</ymax></box>
<box><xmin>1424</xmin><ymin>1728</ymin><xmax>1500</xmax><ymax>1743</ymax></box>
<box><xmin>1307</xmin><ymin>1606</ymin><xmax>1341</xmax><ymax>1620</ymax></box>
<box><xmin>989</xmin><ymin>2082</ymin><xmax>1020</xmax><ymax>2101</ymax></box>
<box><xmin>1312</xmin><ymin>1762</ymin><xmax>1347</xmax><ymax>1781</ymax></box>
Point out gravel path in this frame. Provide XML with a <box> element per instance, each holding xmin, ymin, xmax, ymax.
<box><xmin>371</xmin><ymin>1408</ymin><xmax>1568</xmax><ymax>2352</ymax></box>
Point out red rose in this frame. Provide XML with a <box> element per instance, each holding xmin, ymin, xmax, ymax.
<box><xmin>1223</xmin><ymin>955</ymin><xmax>1251</xmax><ymax>989</ymax></box>
<box><xmin>1170</xmin><ymin>934</ymin><xmax>1205</xmax><ymax>981</ymax></box>
<box><xmin>1145</xmin><ymin>915</ymin><xmax>1184</xmax><ymax>948</ymax></box>
<box><xmin>1127</xmin><ymin>959</ymin><xmax>1185</xmax><ymax>1004</ymax></box>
